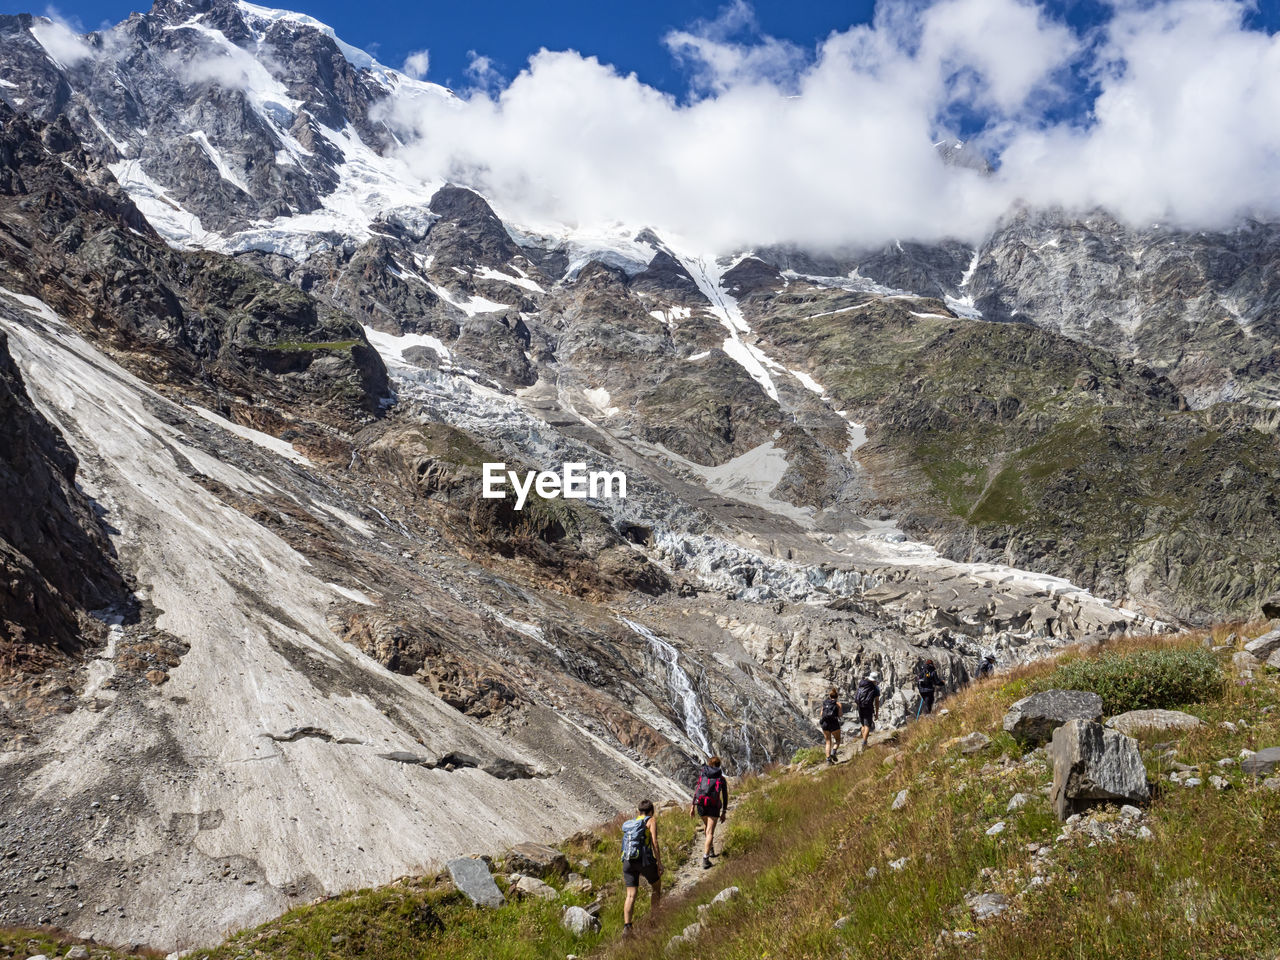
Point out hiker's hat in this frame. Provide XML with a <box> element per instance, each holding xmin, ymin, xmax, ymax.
<box><xmin>868</xmin><ymin>671</ymin><xmax>880</xmax><ymax>682</ymax></box>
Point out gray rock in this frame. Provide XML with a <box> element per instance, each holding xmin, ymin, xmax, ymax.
<box><xmin>958</xmin><ymin>732</ymin><xmax>992</xmax><ymax>754</ymax></box>
<box><xmin>866</xmin><ymin>866</ymin><xmax>878</xmax><ymax>879</ymax></box>
<box><xmin>1234</xmin><ymin>651</ymin><xmax>1262</xmax><ymax>672</ymax></box>
<box><xmin>1210</xmin><ymin>775</ymin><xmax>1230</xmax><ymax>790</ymax></box>
<box><xmin>512</xmin><ymin>875</ymin><xmax>558</xmax><ymax>901</ymax></box>
<box><xmin>966</xmin><ymin>892</ymin><xmax>1010</xmax><ymax>920</ymax></box>
<box><xmin>710</xmin><ymin>886</ymin><xmax>740</xmax><ymax>906</ymax></box>
<box><xmin>506</xmin><ymin>841</ymin><xmax>569</xmax><ymax>878</ymax></box>
<box><xmin>892</xmin><ymin>789</ymin><xmax>910</xmax><ymax>810</ymax></box>
<box><xmin>565</xmin><ymin>872</ymin><xmax>594</xmax><ymax>896</ymax></box>
<box><xmin>1259</xmin><ymin>594</ymin><xmax>1280</xmax><ymax>620</ymax></box>
<box><xmin>986</xmin><ymin>821</ymin><xmax>1007</xmax><ymax>836</ymax></box>
<box><xmin>1184</xmin><ymin>778</ymin><xmax>1202</xmax><ymax>788</ymax></box>
<box><xmin>1005</xmin><ymin>690</ymin><xmax>1104</xmax><ymax>746</ymax></box>
<box><xmin>1006</xmin><ymin>792</ymin><xmax>1031</xmax><ymax>812</ymax></box>
<box><xmin>64</xmin><ymin>950</ymin><xmax>89</xmax><ymax>960</ymax></box>
<box><xmin>1262</xmin><ymin>777</ymin><xmax>1280</xmax><ymax>791</ymax></box>
<box><xmin>447</xmin><ymin>857</ymin><xmax>505</xmax><ymax>909</ymax></box>
<box><xmin>1047</xmin><ymin>720</ymin><xmax>1149</xmax><ymax>820</ymax></box>
<box><xmin>1241</xmin><ymin>747</ymin><xmax>1280</xmax><ymax>776</ymax></box>
<box><xmin>1119</xmin><ymin>804</ymin><xmax>1143</xmax><ymax>820</ymax></box>
<box><xmin>1269</xmin><ymin>649</ymin><xmax>1280</xmax><ymax>670</ymax></box>
<box><xmin>1106</xmin><ymin>709</ymin><xmax>1203</xmax><ymax>736</ymax></box>
<box><xmin>834</xmin><ymin>916</ymin><xmax>852</xmax><ymax>929</ymax></box>
<box><xmin>561</xmin><ymin>905</ymin><xmax>601</xmax><ymax>936</ymax></box>
<box><xmin>1243</xmin><ymin>629</ymin><xmax>1280</xmax><ymax>660</ymax></box>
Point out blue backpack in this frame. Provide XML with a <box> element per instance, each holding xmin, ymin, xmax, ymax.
<box><xmin>621</xmin><ymin>816</ymin><xmax>651</xmax><ymax>862</ymax></box>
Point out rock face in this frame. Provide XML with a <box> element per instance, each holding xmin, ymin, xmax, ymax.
<box><xmin>1241</xmin><ymin>748</ymin><xmax>1280</xmax><ymax>777</ymax></box>
<box><xmin>1003</xmin><ymin>691</ymin><xmax>1104</xmax><ymax>746</ymax></box>
<box><xmin>1261</xmin><ymin>595</ymin><xmax>1280</xmax><ymax>620</ymax></box>
<box><xmin>506</xmin><ymin>842</ymin><xmax>569</xmax><ymax>879</ymax></box>
<box><xmin>446</xmin><ymin>858</ymin><xmax>504</xmax><ymax>909</ymax></box>
<box><xmin>1048</xmin><ymin>720</ymin><xmax>1149</xmax><ymax>820</ymax></box>
<box><xmin>0</xmin><ymin>328</ymin><xmax>125</xmax><ymax>671</ymax></box>
<box><xmin>1106</xmin><ymin>710</ymin><xmax>1203</xmax><ymax>736</ymax></box>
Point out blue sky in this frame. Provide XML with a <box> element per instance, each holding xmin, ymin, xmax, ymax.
<box><xmin>20</xmin><ymin>0</ymin><xmax>1280</xmax><ymax>108</ymax></box>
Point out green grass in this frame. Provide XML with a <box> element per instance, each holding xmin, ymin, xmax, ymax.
<box><xmin>1034</xmin><ymin>646</ymin><xmax>1225</xmax><ymax>713</ymax></box>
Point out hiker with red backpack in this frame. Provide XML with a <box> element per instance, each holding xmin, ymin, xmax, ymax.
<box><xmin>690</xmin><ymin>756</ymin><xmax>729</xmax><ymax>869</ymax></box>
<box><xmin>819</xmin><ymin>686</ymin><xmax>844</xmax><ymax>763</ymax></box>
<box><xmin>621</xmin><ymin>799</ymin><xmax>663</xmax><ymax>935</ymax></box>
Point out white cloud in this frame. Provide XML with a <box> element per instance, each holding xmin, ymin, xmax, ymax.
<box><xmin>402</xmin><ymin>49</ymin><xmax>430</xmax><ymax>80</ymax></box>
<box><xmin>378</xmin><ymin>0</ymin><xmax>1280</xmax><ymax>252</ymax></box>
<box><xmin>29</xmin><ymin>12</ymin><xmax>93</xmax><ymax>68</ymax></box>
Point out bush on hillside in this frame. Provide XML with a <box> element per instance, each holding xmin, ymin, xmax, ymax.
<box><xmin>1035</xmin><ymin>647</ymin><xmax>1223</xmax><ymax>714</ymax></box>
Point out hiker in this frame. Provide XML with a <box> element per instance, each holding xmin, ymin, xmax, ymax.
<box><xmin>854</xmin><ymin>671</ymin><xmax>881</xmax><ymax>750</ymax></box>
<box><xmin>690</xmin><ymin>755</ymin><xmax>729</xmax><ymax>869</ymax></box>
<box><xmin>916</xmin><ymin>658</ymin><xmax>941</xmax><ymax>715</ymax></box>
<box><xmin>819</xmin><ymin>686</ymin><xmax>844</xmax><ymax>763</ymax></box>
<box><xmin>975</xmin><ymin>654</ymin><xmax>996</xmax><ymax>680</ymax></box>
<box><xmin>621</xmin><ymin>799</ymin><xmax>663</xmax><ymax>935</ymax></box>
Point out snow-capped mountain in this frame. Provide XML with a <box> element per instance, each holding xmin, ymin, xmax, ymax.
<box><xmin>1</xmin><ymin>0</ymin><xmax>1278</xmax><ymax>949</ymax></box>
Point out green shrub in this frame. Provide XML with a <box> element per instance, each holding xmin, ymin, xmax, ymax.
<box><xmin>1034</xmin><ymin>647</ymin><xmax>1223</xmax><ymax>713</ymax></box>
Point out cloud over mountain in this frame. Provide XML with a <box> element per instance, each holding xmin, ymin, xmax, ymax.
<box><xmin>379</xmin><ymin>0</ymin><xmax>1280</xmax><ymax>252</ymax></box>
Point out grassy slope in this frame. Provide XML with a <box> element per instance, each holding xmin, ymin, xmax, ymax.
<box><xmin>6</xmin><ymin>631</ymin><xmax>1277</xmax><ymax>959</ymax></box>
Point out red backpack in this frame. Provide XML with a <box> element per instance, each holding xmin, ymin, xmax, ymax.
<box><xmin>695</xmin><ymin>767</ymin><xmax>724</xmax><ymax>807</ymax></box>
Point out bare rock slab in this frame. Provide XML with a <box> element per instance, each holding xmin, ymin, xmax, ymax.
<box><xmin>1243</xmin><ymin>629</ymin><xmax>1280</xmax><ymax>660</ymax></box>
<box><xmin>1106</xmin><ymin>709</ymin><xmax>1203</xmax><ymax>736</ymax></box>
<box><xmin>506</xmin><ymin>841</ymin><xmax>569</xmax><ymax>878</ymax></box>
<box><xmin>1048</xmin><ymin>719</ymin><xmax>1149</xmax><ymax>820</ymax></box>
<box><xmin>447</xmin><ymin>857</ymin><xmax>505</xmax><ymax>909</ymax></box>
<box><xmin>1004</xmin><ymin>690</ymin><xmax>1104</xmax><ymax>746</ymax></box>
<box><xmin>1241</xmin><ymin>747</ymin><xmax>1280</xmax><ymax>777</ymax></box>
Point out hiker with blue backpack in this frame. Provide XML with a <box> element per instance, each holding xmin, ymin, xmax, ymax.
<box><xmin>621</xmin><ymin>799</ymin><xmax>663</xmax><ymax>935</ymax></box>
<box><xmin>690</xmin><ymin>756</ymin><xmax>729</xmax><ymax>869</ymax></box>
<box><xmin>855</xmin><ymin>671</ymin><xmax>881</xmax><ymax>751</ymax></box>
<box><xmin>819</xmin><ymin>687</ymin><xmax>844</xmax><ymax>763</ymax></box>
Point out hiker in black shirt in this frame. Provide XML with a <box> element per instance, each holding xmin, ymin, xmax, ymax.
<box><xmin>690</xmin><ymin>756</ymin><xmax>729</xmax><ymax>869</ymax></box>
<box><xmin>917</xmin><ymin>658</ymin><xmax>941</xmax><ymax>714</ymax></box>
<box><xmin>819</xmin><ymin>686</ymin><xmax>844</xmax><ymax>764</ymax></box>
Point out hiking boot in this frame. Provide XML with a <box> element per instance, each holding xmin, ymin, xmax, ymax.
<box><xmin>703</xmin><ymin>857</ymin><xmax>713</xmax><ymax>869</ymax></box>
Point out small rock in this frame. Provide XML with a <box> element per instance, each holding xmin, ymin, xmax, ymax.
<box><xmin>145</xmin><ymin>669</ymin><xmax>169</xmax><ymax>686</ymax></box>
<box><xmin>1119</xmin><ymin>805</ymin><xmax>1143</xmax><ymax>820</ymax></box>
<box><xmin>564</xmin><ymin>873</ymin><xmax>593</xmax><ymax>896</ymax></box>
<box><xmin>1234</xmin><ymin>651</ymin><xmax>1262</xmax><ymax>672</ymax></box>
<box><xmin>985</xmin><ymin>821</ymin><xmax>1007</xmax><ymax>836</ymax></box>
<box><xmin>446</xmin><ymin>857</ymin><xmax>504</xmax><ymax>909</ymax></box>
<box><xmin>561</xmin><ymin>905</ymin><xmax>601</xmax><ymax>936</ymax></box>
<box><xmin>1136</xmin><ymin>826</ymin><xmax>1153</xmax><ymax>840</ymax></box>
<box><xmin>710</xmin><ymin>886</ymin><xmax>740</xmax><ymax>906</ymax></box>
<box><xmin>1106</xmin><ymin>709</ymin><xmax>1202</xmax><ymax>736</ymax></box>
<box><xmin>1219</xmin><ymin>721</ymin><xmax>1237</xmax><ymax>733</ymax></box>
<box><xmin>833</xmin><ymin>916</ymin><xmax>851</xmax><ymax>929</ymax></box>
<box><xmin>1241</xmin><ymin>747</ymin><xmax>1280</xmax><ymax>776</ymax></box>
<box><xmin>957</xmin><ymin>732</ymin><xmax>992</xmax><ymax>754</ymax></box>
<box><xmin>892</xmin><ymin>789</ymin><xmax>909</xmax><ymax>810</ymax></box>
<box><xmin>889</xmin><ymin>857</ymin><xmax>909</xmax><ymax>871</ymax></box>
<box><xmin>1183</xmin><ymin>778</ymin><xmax>1202</xmax><ymax>788</ymax></box>
<box><xmin>865</xmin><ymin>866</ymin><xmax>878</xmax><ymax>879</ymax></box>
<box><xmin>66</xmin><ymin>949</ymin><xmax>89</xmax><ymax>960</ymax></box>
<box><xmin>1006</xmin><ymin>793</ymin><xmax>1030</xmax><ymax>812</ymax></box>
<box><xmin>512</xmin><ymin>875</ymin><xmax>558</xmax><ymax>901</ymax></box>
<box><xmin>1216</xmin><ymin>758</ymin><xmax>1236</xmax><ymax>768</ymax></box>
<box><xmin>966</xmin><ymin>891</ymin><xmax>1010</xmax><ymax>920</ymax></box>
<box><xmin>1261</xmin><ymin>777</ymin><xmax>1280</xmax><ymax>791</ymax></box>
<box><xmin>506</xmin><ymin>841</ymin><xmax>569</xmax><ymax>878</ymax></box>
<box><xmin>1210</xmin><ymin>776</ymin><xmax>1230</xmax><ymax>790</ymax></box>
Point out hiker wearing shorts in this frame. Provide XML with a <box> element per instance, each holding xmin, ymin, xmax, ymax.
<box><xmin>855</xmin><ymin>672</ymin><xmax>881</xmax><ymax>750</ymax></box>
<box><xmin>819</xmin><ymin>686</ymin><xmax>844</xmax><ymax>763</ymax></box>
<box><xmin>690</xmin><ymin>756</ymin><xmax>729</xmax><ymax>869</ymax></box>
<box><xmin>621</xmin><ymin>799</ymin><xmax>663</xmax><ymax>934</ymax></box>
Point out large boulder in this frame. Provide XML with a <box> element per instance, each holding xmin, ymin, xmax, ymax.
<box><xmin>562</xmin><ymin>905</ymin><xmax>601</xmax><ymax>936</ymax></box>
<box><xmin>446</xmin><ymin>857</ymin><xmax>505</xmax><ymax>909</ymax></box>
<box><xmin>1243</xmin><ymin>629</ymin><xmax>1280</xmax><ymax>660</ymax></box>
<box><xmin>1106</xmin><ymin>709</ymin><xmax>1203</xmax><ymax>736</ymax></box>
<box><xmin>1048</xmin><ymin>720</ymin><xmax>1149</xmax><ymax>820</ymax></box>
<box><xmin>1004</xmin><ymin>690</ymin><xmax>1104</xmax><ymax>746</ymax></box>
<box><xmin>1241</xmin><ymin>747</ymin><xmax>1280</xmax><ymax>777</ymax></box>
<box><xmin>506</xmin><ymin>841</ymin><xmax>569</xmax><ymax>878</ymax></box>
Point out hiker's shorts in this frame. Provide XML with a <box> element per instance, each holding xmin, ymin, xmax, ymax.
<box><xmin>695</xmin><ymin>801</ymin><xmax>722</xmax><ymax>818</ymax></box>
<box><xmin>623</xmin><ymin>858</ymin><xmax>660</xmax><ymax>887</ymax></box>
<box><xmin>858</xmin><ymin>706</ymin><xmax>875</xmax><ymax>730</ymax></box>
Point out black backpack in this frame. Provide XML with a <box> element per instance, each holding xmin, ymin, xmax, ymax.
<box><xmin>820</xmin><ymin>697</ymin><xmax>840</xmax><ymax>722</ymax></box>
<box><xmin>855</xmin><ymin>680</ymin><xmax>878</xmax><ymax>709</ymax></box>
